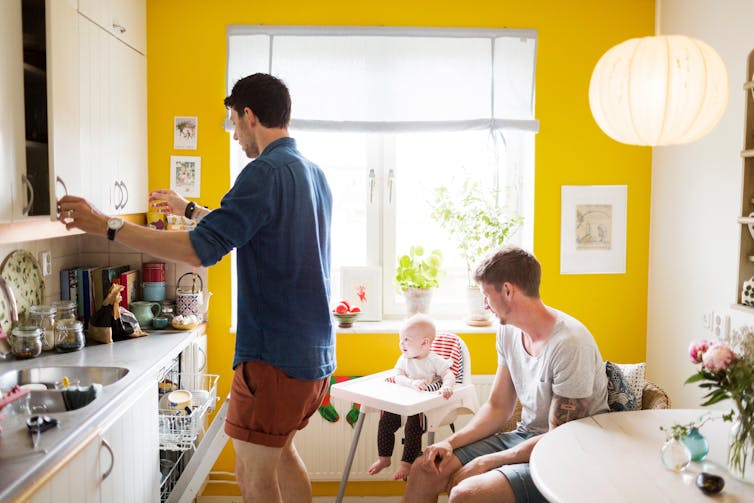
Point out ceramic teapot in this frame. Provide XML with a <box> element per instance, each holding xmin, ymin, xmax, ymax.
<box><xmin>129</xmin><ymin>301</ymin><xmax>162</xmax><ymax>328</ymax></box>
<box><xmin>176</xmin><ymin>273</ymin><xmax>212</xmax><ymax>319</ymax></box>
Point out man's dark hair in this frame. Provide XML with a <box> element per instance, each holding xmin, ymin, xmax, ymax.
<box><xmin>224</xmin><ymin>73</ymin><xmax>291</xmax><ymax>128</ymax></box>
<box><xmin>473</xmin><ymin>245</ymin><xmax>541</xmax><ymax>298</ymax></box>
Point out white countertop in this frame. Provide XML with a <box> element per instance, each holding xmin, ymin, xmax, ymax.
<box><xmin>0</xmin><ymin>327</ymin><xmax>202</xmax><ymax>502</ymax></box>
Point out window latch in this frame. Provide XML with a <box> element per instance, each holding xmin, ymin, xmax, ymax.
<box><xmin>387</xmin><ymin>169</ymin><xmax>394</xmax><ymax>203</ymax></box>
<box><xmin>369</xmin><ymin>168</ymin><xmax>376</xmax><ymax>203</ymax></box>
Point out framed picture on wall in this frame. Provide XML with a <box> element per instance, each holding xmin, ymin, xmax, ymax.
<box><xmin>340</xmin><ymin>266</ymin><xmax>382</xmax><ymax>321</ymax></box>
<box><xmin>560</xmin><ymin>185</ymin><xmax>627</xmax><ymax>274</ymax></box>
<box><xmin>170</xmin><ymin>155</ymin><xmax>201</xmax><ymax>197</ymax></box>
<box><xmin>173</xmin><ymin>116</ymin><xmax>198</xmax><ymax>150</ymax></box>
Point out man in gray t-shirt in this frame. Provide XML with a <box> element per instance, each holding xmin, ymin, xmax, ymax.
<box><xmin>403</xmin><ymin>246</ymin><xmax>608</xmax><ymax>503</ymax></box>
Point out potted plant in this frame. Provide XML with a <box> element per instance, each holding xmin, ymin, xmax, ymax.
<box><xmin>394</xmin><ymin>246</ymin><xmax>444</xmax><ymax>314</ymax></box>
<box><xmin>431</xmin><ymin>179</ymin><xmax>523</xmax><ymax>324</ymax></box>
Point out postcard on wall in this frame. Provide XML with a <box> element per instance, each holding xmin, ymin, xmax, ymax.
<box><xmin>560</xmin><ymin>185</ymin><xmax>627</xmax><ymax>274</ymax></box>
<box><xmin>170</xmin><ymin>156</ymin><xmax>201</xmax><ymax>197</ymax></box>
<box><xmin>340</xmin><ymin>266</ymin><xmax>382</xmax><ymax>321</ymax></box>
<box><xmin>173</xmin><ymin>116</ymin><xmax>198</xmax><ymax>150</ymax></box>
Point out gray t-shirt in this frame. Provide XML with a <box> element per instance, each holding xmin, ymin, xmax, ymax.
<box><xmin>496</xmin><ymin>309</ymin><xmax>608</xmax><ymax>434</ymax></box>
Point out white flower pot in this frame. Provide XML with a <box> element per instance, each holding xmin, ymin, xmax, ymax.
<box><xmin>404</xmin><ymin>288</ymin><xmax>433</xmax><ymax>315</ymax></box>
<box><xmin>465</xmin><ymin>286</ymin><xmax>491</xmax><ymax>326</ymax></box>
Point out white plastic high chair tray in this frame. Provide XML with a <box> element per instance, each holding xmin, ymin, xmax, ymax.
<box><xmin>330</xmin><ymin>370</ymin><xmax>475</xmax><ymax>416</ymax></box>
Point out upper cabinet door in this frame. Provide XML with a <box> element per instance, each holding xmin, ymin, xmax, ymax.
<box><xmin>78</xmin><ymin>0</ymin><xmax>146</xmax><ymax>54</ymax></box>
<box><xmin>47</xmin><ymin>0</ymin><xmax>81</xmax><ymax>219</ymax></box>
<box><xmin>0</xmin><ymin>0</ymin><xmax>25</xmax><ymax>224</ymax></box>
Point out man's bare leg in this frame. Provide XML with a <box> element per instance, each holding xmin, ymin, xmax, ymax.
<box><xmin>278</xmin><ymin>433</ymin><xmax>313</xmax><ymax>502</ymax></box>
<box><xmin>402</xmin><ymin>455</ymin><xmax>462</xmax><ymax>503</ymax></box>
<box><xmin>232</xmin><ymin>438</ymin><xmax>283</xmax><ymax>502</ymax></box>
<box><xmin>447</xmin><ymin>470</ymin><xmax>516</xmax><ymax>503</ymax></box>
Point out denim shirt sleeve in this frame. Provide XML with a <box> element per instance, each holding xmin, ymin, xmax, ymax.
<box><xmin>189</xmin><ymin>159</ymin><xmax>275</xmax><ymax>267</ymax></box>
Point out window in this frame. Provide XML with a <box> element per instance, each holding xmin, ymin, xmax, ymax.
<box><xmin>227</xmin><ymin>26</ymin><xmax>538</xmax><ymax>320</ymax></box>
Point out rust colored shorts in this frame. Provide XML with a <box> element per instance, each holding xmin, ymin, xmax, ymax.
<box><xmin>224</xmin><ymin>360</ymin><xmax>329</xmax><ymax>448</ymax></box>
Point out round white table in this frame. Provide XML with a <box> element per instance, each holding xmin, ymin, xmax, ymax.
<box><xmin>530</xmin><ymin>409</ymin><xmax>754</xmax><ymax>502</ymax></box>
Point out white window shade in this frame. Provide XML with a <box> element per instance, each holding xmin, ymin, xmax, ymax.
<box><xmin>226</xmin><ymin>26</ymin><xmax>538</xmax><ymax>133</ymax></box>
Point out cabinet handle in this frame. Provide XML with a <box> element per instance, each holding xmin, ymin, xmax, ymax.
<box><xmin>368</xmin><ymin>169</ymin><xmax>375</xmax><ymax>203</ymax></box>
<box><xmin>197</xmin><ymin>344</ymin><xmax>207</xmax><ymax>373</ymax></box>
<box><xmin>113</xmin><ymin>181</ymin><xmax>123</xmax><ymax>210</ymax></box>
<box><xmin>112</xmin><ymin>23</ymin><xmax>126</xmax><ymax>34</ymax></box>
<box><xmin>21</xmin><ymin>174</ymin><xmax>34</xmax><ymax>215</ymax></box>
<box><xmin>100</xmin><ymin>438</ymin><xmax>115</xmax><ymax>481</ymax></box>
<box><xmin>56</xmin><ymin>176</ymin><xmax>69</xmax><ymax>196</ymax></box>
<box><xmin>121</xmin><ymin>181</ymin><xmax>129</xmax><ymax>210</ymax></box>
<box><xmin>387</xmin><ymin>169</ymin><xmax>395</xmax><ymax>204</ymax></box>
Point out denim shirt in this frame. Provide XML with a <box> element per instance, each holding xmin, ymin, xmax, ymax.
<box><xmin>189</xmin><ymin>137</ymin><xmax>335</xmax><ymax>380</ymax></box>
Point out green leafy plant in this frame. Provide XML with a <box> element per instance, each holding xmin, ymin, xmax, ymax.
<box><xmin>660</xmin><ymin>413</ymin><xmax>711</xmax><ymax>440</ymax></box>
<box><xmin>394</xmin><ymin>246</ymin><xmax>444</xmax><ymax>292</ymax></box>
<box><xmin>431</xmin><ymin>179</ymin><xmax>523</xmax><ymax>287</ymax></box>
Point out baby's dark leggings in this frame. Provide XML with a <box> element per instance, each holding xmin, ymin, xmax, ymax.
<box><xmin>376</xmin><ymin>411</ymin><xmax>423</xmax><ymax>463</ymax></box>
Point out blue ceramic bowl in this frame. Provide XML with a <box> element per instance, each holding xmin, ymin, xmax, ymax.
<box><xmin>152</xmin><ymin>316</ymin><xmax>169</xmax><ymax>329</ymax></box>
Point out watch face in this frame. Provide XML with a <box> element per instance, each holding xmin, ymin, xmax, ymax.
<box><xmin>108</xmin><ymin>218</ymin><xmax>124</xmax><ymax>230</ymax></box>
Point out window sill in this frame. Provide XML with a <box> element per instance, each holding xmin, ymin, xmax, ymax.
<box><xmin>335</xmin><ymin>318</ymin><xmax>499</xmax><ymax>334</ymax></box>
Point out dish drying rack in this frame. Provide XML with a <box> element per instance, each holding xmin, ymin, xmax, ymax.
<box><xmin>157</xmin><ymin>369</ymin><xmax>219</xmax><ymax>451</ymax></box>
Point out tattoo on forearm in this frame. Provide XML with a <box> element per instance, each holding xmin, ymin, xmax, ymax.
<box><xmin>549</xmin><ymin>394</ymin><xmax>589</xmax><ymax>427</ymax></box>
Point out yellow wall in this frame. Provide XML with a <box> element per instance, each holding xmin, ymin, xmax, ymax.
<box><xmin>146</xmin><ymin>0</ymin><xmax>654</xmax><ymax>496</ymax></box>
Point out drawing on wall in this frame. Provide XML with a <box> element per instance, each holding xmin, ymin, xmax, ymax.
<box><xmin>174</xmin><ymin>116</ymin><xmax>198</xmax><ymax>150</ymax></box>
<box><xmin>575</xmin><ymin>204</ymin><xmax>612</xmax><ymax>250</ymax></box>
<box><xmin>340</xmin><ymin>266</ymin><xmax>381</xmax><ymax>321</ymax></box>
<box><xmin>561</xmin><ymin>185</ymin><xmax>626</xmax><ymax>275</ymax></box>
<box><xmin>170</xmin><ymin>156</ymin><xmax>201</xmax><ymax>197</ymax></box>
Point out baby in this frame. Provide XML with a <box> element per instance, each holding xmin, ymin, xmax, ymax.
<box><xmin>368</xmin><ymin>314</ymin><xmax>455</xmax><ymax>480</ymax></box>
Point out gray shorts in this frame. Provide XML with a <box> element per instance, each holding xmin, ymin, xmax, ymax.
<box><xmin>454</xmin><ymin>430</ymin><xmax>547</xmax><ymax>503</ymax></box>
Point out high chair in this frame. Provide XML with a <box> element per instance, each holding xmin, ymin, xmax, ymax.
<box><xmin>330</xmin><ymin>332</ymin><xmax>479</xmax><ymax>503</ymax></box>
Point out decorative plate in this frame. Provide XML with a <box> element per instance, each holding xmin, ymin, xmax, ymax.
<box><xmin>0</xmin><ymin>250</ymin><xmax>45</xmax><ymax>323</ymax></box>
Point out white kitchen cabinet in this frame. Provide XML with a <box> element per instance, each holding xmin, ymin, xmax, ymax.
<box><xmin>79</xmin><ymin>15</ymin><xmax>147</xmax><ymax>215</ymax></box>
<box><xmin>78</xmin><ymin>0</ymin><xmax>146</xmax><ymax>55</ymax></box>
<box><xmin>0</xmin><ymin>0</ymin><xmax>25</xmax><ymax>224</ymax></box>
<box><xmin>27</xmin><ymin>381</ymin><xmax>159</xmax><ymax>503</ymax></box>
<box><xmin>0</xmin><ymin>0</ymin><xmax>81</xmax><ymax>224</ymax></box>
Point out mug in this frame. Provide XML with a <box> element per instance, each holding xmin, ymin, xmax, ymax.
<box><xmin>129</xmin><ymin>301</ymin><xmax>162</xmax><ymax>328</ymax></box>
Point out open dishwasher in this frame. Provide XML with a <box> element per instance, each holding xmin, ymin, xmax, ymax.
<box><xmin>158</xmin><ymin>335</ymin><xmax>230</xmax><ymax>503</ymax></box>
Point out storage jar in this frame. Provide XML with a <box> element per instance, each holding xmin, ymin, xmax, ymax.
<box><xmin>10</xmin><ymin>326</ymin><xmax>43</xmax><ymax>359</ymax></box>
<box><xmin>29</xmin><ymin>305</ymin><xmax>56</xmax><ymax>351</ymax></box>
<box><xmin>55</xmin><ymin>319</ymin><xmax>85</xmax><ymax>352</ymax></box>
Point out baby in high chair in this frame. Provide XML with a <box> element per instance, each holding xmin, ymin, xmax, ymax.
<box><xmin>368</xmin><ymin>314</ymin><xmax>455</xmax><ymax>480</ymax></box>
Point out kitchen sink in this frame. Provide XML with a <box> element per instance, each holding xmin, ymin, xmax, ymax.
<box><xmin>0</xmin><ymin>366</ymin><xmax>129</xmax><ymax>390</ymax></box>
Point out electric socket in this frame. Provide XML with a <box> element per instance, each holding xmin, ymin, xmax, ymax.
<box><xmin>39</xmin><ymin>251</ymin><xmax>52</xmax><ymax>276</ymax></box>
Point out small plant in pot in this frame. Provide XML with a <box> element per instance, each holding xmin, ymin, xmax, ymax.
<box><xmin>395</xmin><ymin>246</ymin><xmax>444</xmax><ymax>315</ymax></box>
<box><xmin>431</xmin><ymin>179</ymin><xmax>522</xmax><ymax>325</ymax></box>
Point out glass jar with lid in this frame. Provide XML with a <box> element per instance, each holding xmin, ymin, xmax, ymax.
<box><xmin>55</xmin><ymin>319</ymin><xmax>85</xmax><ymax>352</ymax></box>
<box><xmin>29</xmin><ymin>305</ymin><xmax>56</xmax><ymax>351</ymax></box>
<box><xmin>53</xmin><ymin>300</ymin><xmax>77</xmax><ymax>322</ymax></box>
<box><xmin>10</xmin><ymin>326</ymin><xmax>43</xmax><ymax>359</ymax></box>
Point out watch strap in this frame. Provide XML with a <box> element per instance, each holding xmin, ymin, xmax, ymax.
<box><xmin>107</xmin><ymin>226</ymin><xmax>117</xmax><ymax>241</ymax></box>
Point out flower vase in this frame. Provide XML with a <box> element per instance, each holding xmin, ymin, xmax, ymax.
<box><xmin>728</xmin><ymin>416</ymin><xmax>754</xmax><ymax>484</ymax></box>
<box><xmin>683</xmin><ymin>427</ymin><xmax>709</xmax><ymax>462</ymax></box>
<box><xmin>661</xmin><ymin>437</ymin><xmax>691</xmax><ymax>472</ymax></box>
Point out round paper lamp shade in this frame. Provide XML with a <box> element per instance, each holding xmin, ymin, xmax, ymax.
<box><xmin>589</xmin><ymin>35</ymin><xmax>728</xmax><ymax>146</ymax></box>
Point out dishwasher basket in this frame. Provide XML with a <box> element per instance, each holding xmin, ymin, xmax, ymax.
<box><xmin>158</xmin><ymin>373</ymin><xmax>219</xmax><ymax>451</ymax></box>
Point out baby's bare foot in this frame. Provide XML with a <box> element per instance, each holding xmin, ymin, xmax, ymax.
<box><xmin>393</xmin><ymin>461</ymin><xmax>411</xmax><ymax>480</ymax></box>
<box><xmin>368</xmin><ymin>457</ymin><xmax>391</xmax><ymax>475</ymax></box>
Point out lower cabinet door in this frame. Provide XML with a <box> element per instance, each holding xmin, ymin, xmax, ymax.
<box><xmin>27</xmin><ymin>435</ymin><xmax>100</xmax><ymax>503</ymax></box>
<box><xmin>100</xmin><ymin>382</ymin><xmax>159</xmax><ymax>502</ymax></box>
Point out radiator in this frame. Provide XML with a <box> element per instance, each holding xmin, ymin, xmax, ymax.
<box><xmin>296</xmin><ymin>375</ymin><xmax>495</xmax><ymax>481</ymax></box>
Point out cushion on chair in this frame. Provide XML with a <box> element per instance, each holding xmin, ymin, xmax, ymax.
<box><xmin>425</xmin><ymin>333</ymin><xmax>464</xmax><ymax>391</ymax></box>
<box><xmin>641</xmin><ymin>380</ymin><xmax>671</xmax><ymax>409</ymax></box>
<box><xmin>605</xmin><ymin>361</ymin><xmax>639</xmax><ymax>411</ymax></box>
<box><xmin>612</xmin><ymin>362</ymin><xmax>645</xmax><ymax>403</ymax></box>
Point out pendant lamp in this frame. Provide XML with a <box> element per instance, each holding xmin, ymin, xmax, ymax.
<box><xmin>589</xmin><ymin>35</ymin><xmax>728</xmax><ymax>146</ymax></box>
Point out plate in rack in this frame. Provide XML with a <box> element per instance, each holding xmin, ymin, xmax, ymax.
<box><xmin>0</xmin><ymin>250</ymin><xmax>45</xmax><ymax>323</ymax></box>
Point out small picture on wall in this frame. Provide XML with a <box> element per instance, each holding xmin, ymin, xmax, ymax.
<box><xmin>174</xmin><ymin>116</ymin><xmax>198</xmax><ymax>150</ymax></box>
<box><xmin>170</xmin><ymin>156</ymin><xmax>201</xmax><ymax>197</ymax></box>
<box><xmin>340</xmin><ymin>266</ymin><xmax>382</xmax><ymax>321</ymax></box>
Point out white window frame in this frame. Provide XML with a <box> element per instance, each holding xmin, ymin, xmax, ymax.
<box><xmin>227</xmin><ymin>26</ymin><xmax>538</xmax><ymax>322</ymax></box>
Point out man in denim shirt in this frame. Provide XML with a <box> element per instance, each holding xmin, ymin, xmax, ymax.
<box><xmin>59</xmin><ymin>73</ymin><xmax>334</xmax><ymax>502</ymax></box>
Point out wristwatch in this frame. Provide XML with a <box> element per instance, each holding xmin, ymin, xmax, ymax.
<box><xmin>107</xmin><ymin>217</ymin><xmax>124</xmax><ymax>241</ymax></box>
<box><xmin>184</xmin><ymin>201</ymin><xmax>196</xmax><ymax>219</ymax></box>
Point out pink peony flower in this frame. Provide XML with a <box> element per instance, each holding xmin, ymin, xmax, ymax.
<box><xmin>702</xmin><ymin>344</ymin><xmax>736</xmax><ymax>372</ymax></box>
<box><xmin>689</xmin><ymin>339</ymin><xmax>711</xmax><ymax>363</ymax></box>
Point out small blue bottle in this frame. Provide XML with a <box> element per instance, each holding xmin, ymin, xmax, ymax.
<box><xmin>683</xmin><ymin>427</ymin><xmax>709</xmax><ymax>462</ymax></box>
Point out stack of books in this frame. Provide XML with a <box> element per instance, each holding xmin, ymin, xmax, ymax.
<box><xmin>59</xmin><ymin>265</ymin><xmax>139</xmax><ymax>323</ymax></box>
